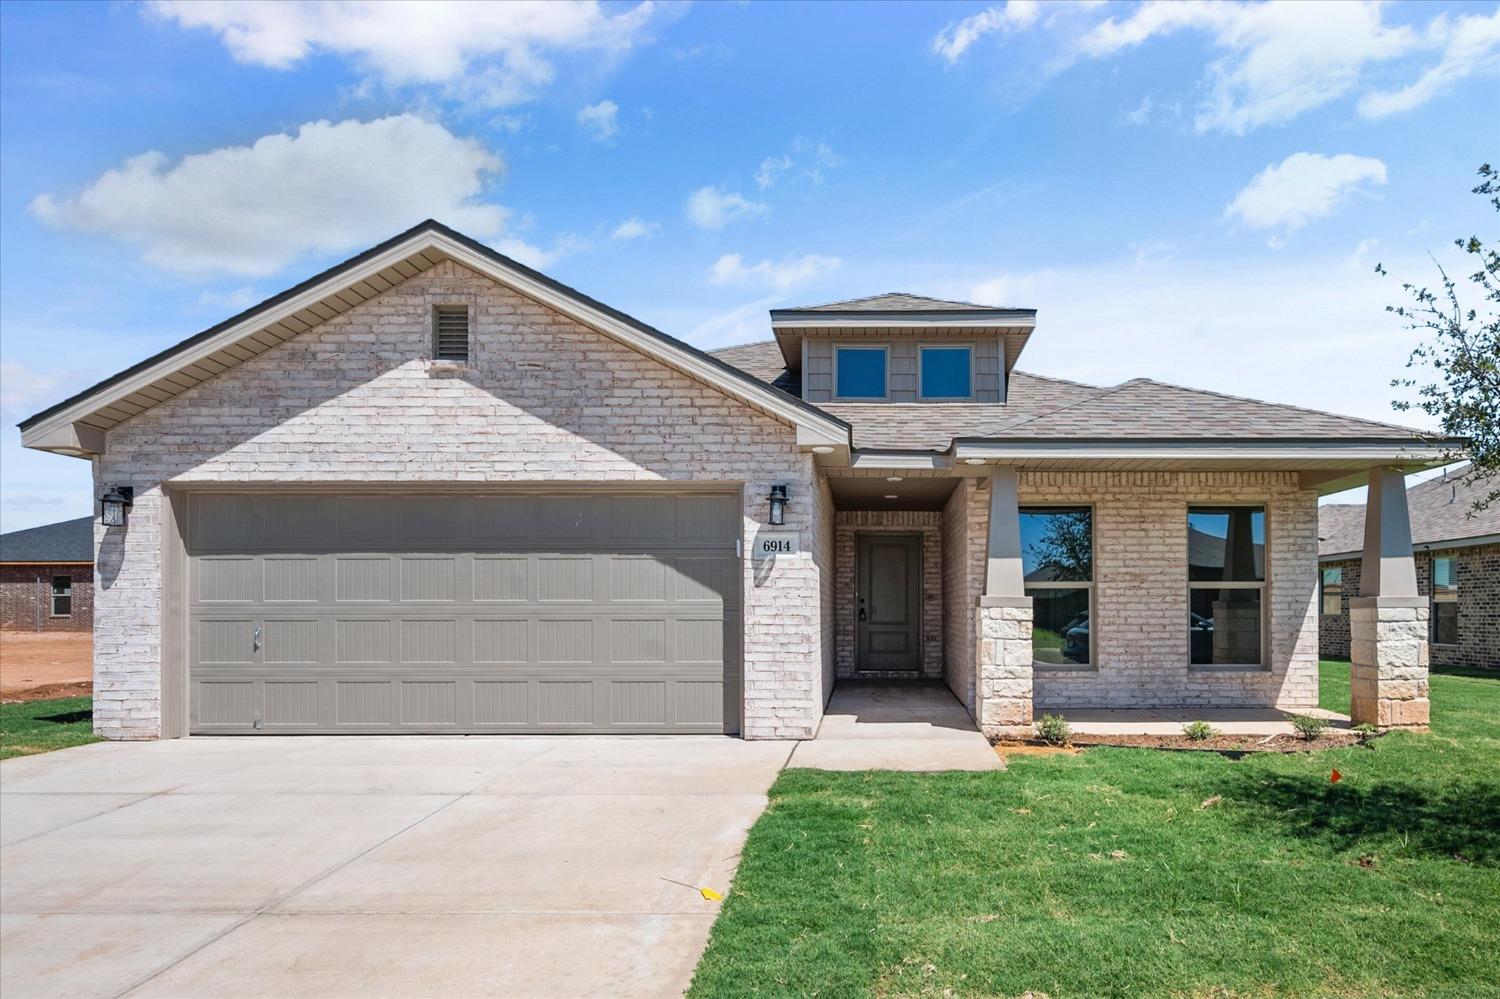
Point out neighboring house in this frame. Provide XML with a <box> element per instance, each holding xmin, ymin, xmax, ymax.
<box><xmin>0</xmin><ymin>516</ymin><xmax>94</xmax><ymax>632</ymax></box>
<box><xmin>18</xmin><ymin>221</ymin><xmax>1453</xmax><ymax>741</ymax></box>
<box><xmin>1320</xmin><ymin>466</ymin><xmax>1499</xmax><ymax>669</ymax></box>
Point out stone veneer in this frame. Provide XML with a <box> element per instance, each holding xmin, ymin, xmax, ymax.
<box><xmin>976</xmin><ymin>597</ymin><xmax>1034</xmax><ymax>733</ymax></box>
<box><xmin>1349</xmin><ymin>596</ymin><xmax>1431</xmax><ymax>728</ymax></box>
<box><xmin>834</xmin><ymin>510</ymin><xmax>943</xmax><ymax>678</ymax></box>
<box><xmin>1320</xmin><ymin>546</ymin><xmax>1498</xmax><ymax>669</ymax></box>
<box><xmin>94</xmin><ymin>259</ymin><xmax>831</xmax><ymax>740</ymax></box>
<box><xmin>941</xmin><ymin>470</ymin><xmax>1321</xmax><ymax>713</ymax></box>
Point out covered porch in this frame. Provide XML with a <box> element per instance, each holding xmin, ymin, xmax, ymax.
<box><xmin>819</xmin><ymin>461</ymin><xmax>1433</xmax><ymax>737</ymax></box>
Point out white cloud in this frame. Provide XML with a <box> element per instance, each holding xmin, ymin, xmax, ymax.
<box><xmin>1076</xmin><ymin>0</ymin><xmax>1417</xmax><ymax>133</ymax></box>
<box><xmin>30</xmin><ymin>115</ymin><xmax>507</xmax><ymax>276</ymax></box>
<box><xmin>1225</xmin><ymin>152</ymin><xmax>1387</xmax><ymax>235</ymax></box>
<box><xmin>493</xmin><ymin>233</ymin><xmax>591</xmax><ymax>271</ymax></box>
<box><xmin>611</xmin><ymin>217</ymin><xmax>658</xmax><ymax>240</ymax></box>
<box><xmin>1358</xmin><ymin>8</ymin><xmax>1500</xmax><ymax>118</ymax></box>
<box><xmin>755</xmin><ymin>154</ymin><xmax>792</xmax><ymax>190</ymax></box>
<box><xmin>197</xmin><ymin>286</ymin><xmax>260</xmax><ymax>312</ymax></box>
<box><xmin>576</xmin><ymin>99</ymin><xmax>619</xmax><ymax>141</ymax></box>
<box><xmin>684</xmin><ymin>187</ymin><xmax>769</xmax><ymax>229</ymax></box>
<box><xmin>0</xmin><ymin>360</ymin><xmax>92</xmax><ymax>419</ymax></box>
<box><xmin>708</xmin><ymin>252</ymin><xmax>842</xmax><ymax>290</ymax></box>
<box><xmin>932</xmin><ymin>1</ymin><xmax>1040</xmax><ymax>63</ymax></box>
<box><xmin>686</xmin><ymin>294</ymin><xmax>784</xmax><ymax>349</ymax></box>
<box><xmin>965</xmin><ymin>247</ymin><xmax>1444</xmax><ymax>428</ymax></box>
<box><xmin>147</xmin><ymin>0</ymin><xmax>657</xmax><ymax>107</ymax></box>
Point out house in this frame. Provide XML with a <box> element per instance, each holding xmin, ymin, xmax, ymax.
<box><xmin>0</xmin><ymin>516</ymin><xmax>93</xmax><ymax>633</ymax></box>
<box><xmin>18</xmin><ymin>220</ymin><xmax>1453</xmax><ymax>741</ymax></box>
<box><xmin>1320</xmin><ymin>465</ymin><xmax>1498</xmax><ymax>669</ymax></box>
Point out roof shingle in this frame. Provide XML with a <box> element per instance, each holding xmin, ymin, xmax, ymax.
<box><xmin>783</xmin><ymin>292</ymin><xmax>1011</xmax><ymax>312</ymax></box>
<box><xmin>1319</xmin><ymin>465</ymin><xmax>1500</xmax><ymax>557</ymax></box>
<box><xmin>0</xmin><ymin>516</ymin><xmax>93</xmax><ymax>563</ymax></box>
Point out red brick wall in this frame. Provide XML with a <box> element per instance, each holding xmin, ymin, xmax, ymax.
<box><xmin>0</xmin><ymin>565</ymin><xmax>94</xmax><ymax>633</ymax></box>
<box><xmin>1318</xmin><ymin>543</ymin><xmax>1498</xmax><ymax>669</ymax></box>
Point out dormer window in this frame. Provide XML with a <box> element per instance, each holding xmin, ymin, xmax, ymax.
<box><xmin>920</xmin><ymin>346</ymin><xmax>972</xmax><ymax>400</ymax></box>
<box><xmin>835</xmin><ymin>346</ymin><xmax>888</xmax><ymax>399</ymax></box>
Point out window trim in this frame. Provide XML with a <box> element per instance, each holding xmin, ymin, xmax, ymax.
<box><xmin>833</xmin><ymin>344</ymin><xmax>891</xmax><ymax>400</ymax></box>
<box><xmin>1186</xmin><ymin>504</ymin><xmax>1269</xmax><ymax>671</ymax></box>
<box><xmin>1429</xmin><ymin>551</ymin><xmax>1459</xmax><ymax>647</ymax></box>
<box><xmin>917</xmin><ymin>344</ymin><xmax>975</xmax><ymax>400</ymax></box>
<box><xmin>49</xmin><ymin>574</ymin><xmax>72</xmax><ymax>618</ymax></box>
<box><xmin>1019</xmin><ymin>503</ymin><xmax>1096</xmax><ymax>671</ymax></box>
<box><xmin>1320</xmin><ymin>565</ymin><xmax>1343</xmax><ymax>617</ymax></box>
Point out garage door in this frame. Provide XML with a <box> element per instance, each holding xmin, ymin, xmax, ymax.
<box><xmin>186</xmin><ymin>492</ymin><xmax>741</xmax><ymax>735</ymax></box>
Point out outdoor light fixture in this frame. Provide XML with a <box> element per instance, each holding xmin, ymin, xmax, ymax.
<box><xmin>886</xmin><ymin>476</ymin><xmax>903</xmax><ymax>483</ymax></box>
<box><xmin>100</xmin><ymin>486</ymin><xmax>134</xmax><ymax>528</ymax></box>
<box><xmin>963</xmin><ymin>457</ymin><xmax>987</xmax><ymax>465</ymax></box>
<box><xmin>768</xmin><ymin>484</ymin><xmax>788</xmax><ymax>526</ymax></box>
<box><xmin>810</xmin><ymin>445</ymin><xmax>835</xmax><ymax>454</ymax></box>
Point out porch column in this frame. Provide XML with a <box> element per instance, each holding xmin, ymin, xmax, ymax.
<box><xmin>977</xmin><ymin>468</ymin><xmax>1033</xmax><ymax>734</ymax></box>
<box><xmin>1350</xmin><ymin>467</ymin><xmax>1430</xmax><ymax>729</ymax></box>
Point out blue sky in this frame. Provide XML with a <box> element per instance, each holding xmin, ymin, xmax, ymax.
<box><xmin>2</xmin><ymin>0</ymin><xmax>1496</xmax><ymax>531</ymax></box>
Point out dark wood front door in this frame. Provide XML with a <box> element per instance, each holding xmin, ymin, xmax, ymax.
<box><xmin>856</xmin><ymin>533</ymin><xmax>921</xmax><ymax>672</ymax></box>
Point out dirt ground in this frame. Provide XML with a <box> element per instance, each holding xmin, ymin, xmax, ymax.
<box><xmin>1</xmin><ymin>632</ymin><xmax>92</xmax><ymax>702</ymax></box>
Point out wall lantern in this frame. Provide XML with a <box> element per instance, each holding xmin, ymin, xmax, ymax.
<box><xmin>767</xmin><ymin>484</ymin><xmax>788</xmax><ymax>526</ymax></box>
<box><xmin>100</xmin><ymin>486</ymin><xmax>134</xmax><ymax>528</ymax></box>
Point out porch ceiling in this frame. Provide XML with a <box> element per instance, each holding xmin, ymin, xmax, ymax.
<box><xmin>827</xmin><ymin>473</ymin><xmax>958</xmax><ymax>511</ymax></box>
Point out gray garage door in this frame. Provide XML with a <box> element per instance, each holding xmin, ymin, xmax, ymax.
<box><xmin>187</xmin><ymin>492</ymin><xmax>741</xmax><ymax>735</ymax></box>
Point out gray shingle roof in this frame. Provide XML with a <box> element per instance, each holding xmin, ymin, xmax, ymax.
<box><xmin>1319</xmin><ymin>465</ymin><xmax>1500</xmax><ymax>557</ymax></box>
<box><xmin>707</xmin><ymin>340</ymin><xmax>1429</xmax><ymax>452</ymax></box>
<box><xmin>0</xmin><ymin>516</ymin><xmax>93</xmax><ymax>563</ymax></box>
<box><xmin>784</xmin><ymin>292</ymin><xmax>1010</xmax><ymax>312</ymax></box>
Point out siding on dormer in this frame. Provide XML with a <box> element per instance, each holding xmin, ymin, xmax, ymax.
<box><xmin>803</xmin><ymin>332</ymin><xmax>1003</xmax><ymax>404</ymax></box>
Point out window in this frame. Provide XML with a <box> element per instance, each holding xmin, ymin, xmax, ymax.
<box><xmin>50</xmin><ymin>575</ymin><xmax>72</xmax><ymax>617</ymax></box>
<box><xmin>1020</xmin><ymin>506</ymin><xmax>1093</xmax><ymax>667</ymax></box>
<box><xmin>835</xmin><ymin>346</ymin><xmax>887</xmax><ymax>399</ymax></box>
<box><xmin>1321</xmin><ymin>566</ymin><xmax>1343</xmax><ymax>616</ymax></box>
<box><xmin>920</xmin><ymin>346</ymin><xmax>972</xmax><ymax>399</ymax></box>
<box><xmin>1431</xmin><ymin>554</ymin><xmax>1458</xmax><ymax>645</ymax></box>
<box><xmin>1188</xmin><ymin>506</ymin><xmax>1265</xmax><ymax>667</ymax></box>
<box><xmin>433</xmin><ymin>305</ymin><xmax>470</xmax><ymax>362</ymax></box>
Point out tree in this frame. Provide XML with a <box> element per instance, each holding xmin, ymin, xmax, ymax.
<box><xmin>1379</xmin><ymin>163</ymin><xmax>1500</xmax><ymax>512</ymax></box>
<box><xmin>1026</xmin><ymin>510</ymin><xmax>1092</xmax><ymax>582</ymax></box>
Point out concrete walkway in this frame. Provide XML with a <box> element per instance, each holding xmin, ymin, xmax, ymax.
<box><xmin>0</xmin><ymin>736</ymin><xmax>792</xmax><ymax>999</ymax></box>
<box><xmin>787</xmin><ymin>682</ymin><xmax>1002</xmax><ymax>771</ymax></box>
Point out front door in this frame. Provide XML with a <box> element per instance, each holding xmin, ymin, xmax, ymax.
<box><xmin>856</xmin><ymin>533</ymin><xmax>921</xmax><ymax>672</ymax></box>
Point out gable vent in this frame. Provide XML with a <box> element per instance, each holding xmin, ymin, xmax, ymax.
<box><xmin>434</xmin><ymin>305</ymin><xmax>470</xmax><ymax>361</ymax></box>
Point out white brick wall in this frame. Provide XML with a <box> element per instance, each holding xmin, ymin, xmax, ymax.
<box><xmin>943</xmin><ymin>470</ymin><xmax>1321</xmax><ymax>711</ymax></box>
<box><xmin>94</xmin><ymin>260</ymin><xmax>830</xmax><ymax>740</ymax></box>
<box><xmin>941</xmin><ymin>479</ymin><xmax>985</xmax><ymax>714</ymax></box>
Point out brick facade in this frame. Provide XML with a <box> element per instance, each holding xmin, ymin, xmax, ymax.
<box><xmin>833</xmin><ymin>510</ymin><xmax>943</xmax><ymax>679</ymax></box>
<box><xmin>1320</xmin><ymin>544</ymin><xmax>1499</xmax><ymax>669</ymax></box>
<box><xmin>0</xmin><ymin>564</ymin><xmax>93</xmax><ymax>632</ymax></box>
<box><xmin>94</xmin><ymin>260</ymin><xmax>832</xmax><ymax>740</ymax></box>
<box><xmin>941</xmin><ymin>479</ymin><xmax>985</xmax><ymax>713</ymax></box>
<box><xmin>941</xmin><ymin>470</ymin><xmax>1321</xmax><ymax>712</ymax></box>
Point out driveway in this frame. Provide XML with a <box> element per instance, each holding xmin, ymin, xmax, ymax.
<box><xmin>0</xmin><ymin>736</ymin><xmax>793</xmax><ymax>998</ymax></box>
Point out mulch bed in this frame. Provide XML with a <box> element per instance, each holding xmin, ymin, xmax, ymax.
<box><xmin>995</xmin><ymin>731</ymin><xmax>1370</xmax><ymax>755</ymax></box>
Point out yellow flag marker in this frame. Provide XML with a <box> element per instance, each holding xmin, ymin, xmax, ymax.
<box><xmin>661</xmin><ymin>877</ymin><xmax>724</xmax><ymax>902</ymax></box>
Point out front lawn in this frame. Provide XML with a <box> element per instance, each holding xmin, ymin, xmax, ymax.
<box><xmin>690</xmin><ymin>662</ymin><xmax>1500</xmax><ymax>998</ymax></box>
<box><xmin>0</xmin><ymin>696</ymin><xmax>100</xmax><ymax>761</ymax></box>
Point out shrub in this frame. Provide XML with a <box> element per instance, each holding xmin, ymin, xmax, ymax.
<box><xmin>1182</xmin><ymin>720</ymin><xmax>1216</xmax><ymax>741</ymax></box>
<box><xmin>1288</xmin><ymin>714</ymin><xmax>1329</xmax><ymax>740</ymax></box>
<box><xmin>1036</xmin><ymin>713</ymin><xmax>1071</xmax><ymax>745</ymax></box>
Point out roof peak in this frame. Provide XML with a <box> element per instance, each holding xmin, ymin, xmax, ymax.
<box><xmin>781</xmin><ymin>291</ymin><xmax>1021</xmax><ymax>312</ymax></box>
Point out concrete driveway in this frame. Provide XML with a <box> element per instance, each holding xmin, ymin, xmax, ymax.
<box><xmin>1</xmin><ymin>736</ymin><xmax>793</xmax><ymax>999</ymax></box>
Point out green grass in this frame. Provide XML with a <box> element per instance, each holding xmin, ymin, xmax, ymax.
<box><xmin>690</xmin><ymin>662</ymin><xmax>1500</xmax><ymax>998</ymax></box>
<box><xmin>0</xmin><ymin>696</ymin><xmax>100</xmax><ymax>761</ymax></box>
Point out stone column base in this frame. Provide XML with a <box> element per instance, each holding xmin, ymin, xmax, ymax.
<box><xmin>977</xmin><ymin>596</ymin><xmax>1034</xmax><ymax>737</ymax></box>
<box><xmin>1349</xmin><ymin>595</ymin><xmax>1430</xmax><ymax>730</ymax></box>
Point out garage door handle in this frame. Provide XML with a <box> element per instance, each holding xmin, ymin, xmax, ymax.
<box><xmin>253</xmin><ymin>625</ymin><xmax>262</xmax><ymax>652</ymax></box>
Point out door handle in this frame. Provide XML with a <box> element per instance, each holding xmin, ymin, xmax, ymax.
<box><xmin>253</xmin><ymin>625</ymin><xmax>262</xmax><ymax>652</ymax></box>
<box><xmin>858</xmin><ymin>596</ymin><xmax>867</xmax><ymax>622</ymax></box>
